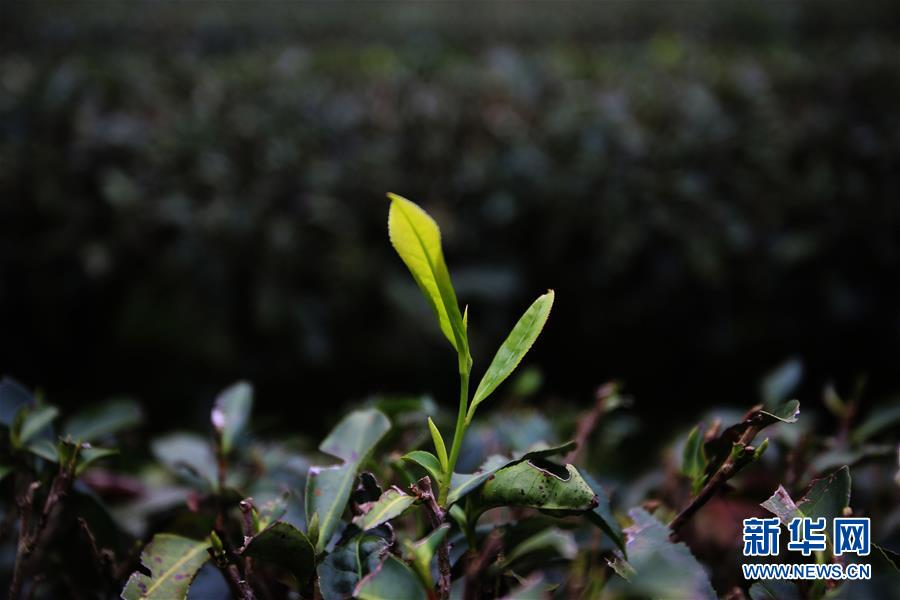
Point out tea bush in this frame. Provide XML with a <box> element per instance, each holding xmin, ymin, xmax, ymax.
<box><xmin>1</xmin><ymin>197</ymin><xmax>898</xmax><ymax>599</ymax></box>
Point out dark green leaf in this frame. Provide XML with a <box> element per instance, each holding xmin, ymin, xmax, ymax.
<box><xmin>472</xmin><ymin>458</ymin><xmax>597</xmax><ymax>517</ymax></box>
<box><xmin>211</xmin><ymin>381</ymin><xmax>253</xmax><ymax>455</ymax></box>
<box><xmin>307</xmin><ymin>409</ymin><xmax>391</xmax><ymax>553</ymax></box>
<box><xmin>17</xmin><ymin>405</ymin><xmax>59</xmax><ymax>446</ymax></box>
<box><xmin>797</xmin><ymin>466</ymin><xmax>851</xmax><ymax>522</ymax></box>
<box><xmin>76</xmin><ymin>447</ymin><xmax>118</xmax><ymax>476</ymax></box>
<box><xmin>584</xmin><ymin>474</ymin><xmax>625</xmax><ymax>554</ymax></box>
<box><xmin>615</xmin><ymin>508</ymin><xmax>716</xmax><ymax>600</ymax></box>
<box><xmin>151</xmin><ymin>433</ymin><xmax>218</xmax><ymax>491</ymax></box>
<box><xmin>749</xmin><ymin>581</ymin><xmax>801</xmax><ymax>600</ymax></box>
<box><xmin>760</xmin><ymin>358</ymin><xmax>803</xmax><ymax>408</ymax></box>
<box><xmin>63</xmin><ymin>397</ymin><xmax>143</xmax><ymax>442</ymax></box>
<box><xmin>502</xmin><ymin>527</ymin><xmax>576</xmax><ymax>569</ymax></box>
<box><xmin>355</xmin><ymin>554</ymin><xmax>426</xmax><ymax>600</ymax></box>
<box><xmin>122</xmin><ymin>534</ymin><xmax>209</xmax><ymax>600</ymax></box>
<box><xmin>0</xmin><ymin>377</ymin><xmax>32</xmax><ymax>426</ymax></box>
<box><xmin>759</xmin><ymin>399</ymin><xmax>800</xmax><ymax>425</ymax></box>
<box><xmin>851</xmin><ymin>402</ymin><xmax>900</xmax><ymax>444</ymax></box>
<box><xmin>243</xmin><ymin>522</ymin><xmax>315</xmax><ymax>585</ymax></box>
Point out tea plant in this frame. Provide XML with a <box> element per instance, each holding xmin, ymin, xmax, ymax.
<box><xmin>0</xmin><ymin>198</ymin><xmax>898</xmax><ymax>600</ymax></box>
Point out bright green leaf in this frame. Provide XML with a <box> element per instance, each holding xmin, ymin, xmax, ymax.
<box><xmin>387</xmin><ymin>193</ymin><xmax>467</xmax><ymax>356</ymax></box>
<box><xmin>122</xmin><ymin>534</ymin><xmax>210</xmax><ymax>600</ymax></box>
<box><xmin>402</xmin><ymin>450</ymin><xmax>444</xmax><ymax>489</ymax></box>
<box><xmin>352</xmin><ymin>487</ymin><xmax>416</xmax><ymax>531</ymax></box>
<box><xmin>681</xmin><ymin>425</ymin><xmax>708</xmax><ymax>495</ymax></box>
<box><xmin>427</xmin><ymin>417</ymin><xmax>449</xmax><ymax>474</ymax></box>
<box><xmin>243</xmin><ymin>522</ymin><xmax>315</xmax><ymax>586</ymax></box>
<box><xmin>468</xmin><ymin>291</ymin><xmax>554</xmax><ymax>422</ymax></box>
<box><xmin>211</xmin><ymin>381</ymin><xmax>253</xmax><ymax>455</ymax></box>
<box><xmin>405</xmin><ymin>524</ymin><xmax>449</xmax><ymax>590</ymax></box>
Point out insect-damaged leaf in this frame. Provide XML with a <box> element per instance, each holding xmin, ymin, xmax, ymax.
<box><xmin>355</xmin><ymin>554</ymin><xmax>426</xmax><ymax>600</ymax></box>
<box><xmin>446</xmin><ymin>442</ymin><xmax>576</xmax><ymax>507</ymax></box>
<box><xmin>307</xmin><ymin>409</ymin><xmax>391</xmax><ymax>553</ymax></box>
<box><xmin>122</xmin><ymin>534</ymin><xmax>209</xmax><ymax>600</ymax></box>
<box><xmin>243</xmin><ymin>521</ymin><xmax>315</xmax><ymax>586</ymax></box>
<box><xmin>761</xmin><ymin>466</ymin><xmax>851</xmax><ymax>526</ymax></box>
<box><xmin>468</xmin><ymin>291</ymin><xmax>554</xmax><ymax>422</ymax></box>
<box><xmin>352</xmin><ymin>487</ymin><xmax>416</xmax><ymax>532</ymax></box>
<box><xmin>471</xmin><ymin>457</ymin><xmax>597</xmax><ymax>518</ymax></box>
<box><xmin>387</xmin><ymin>193</ymin><xmax>467</xmax><ymax>356</ymax></box>
<box><xmin>613</xmin><ymin>508</ymin><xmax>716</xmax><ymax>600</ymax></box>
<box><xmin>210</xmin><ymin>381</ymin><xmax>253</xmax><ymax>455</ymax></box>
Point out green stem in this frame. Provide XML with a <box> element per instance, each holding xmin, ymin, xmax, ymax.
<box><xmin>441</xmin><ymin>366</ymin><xmax>470</xmax><ymax>506</ymax></box>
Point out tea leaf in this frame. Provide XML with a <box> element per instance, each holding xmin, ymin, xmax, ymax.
<box><xmin>387</xmin><ymin>193</ymin><xmax>467</xmax><ymax>356</ymax></box>
<box><xmin>851</xmin><ymin>402</ymin><xmax>900</xmax><ymax>444</ymax></box>
<box><xmin>122</xmin><ymin>534</ymin><xmax>209</xmax><ymax>600</ymax></box>
<box><xmin>152</xmin><ymin>433</ymin><xmax>218</xmax><ymax>491</ymax></box>
<box><xmin>472</xmin><ymin>458</ymin><xmax>597</xmax><ymax>517</ymax></box>
<box><xmin>210</xmin><ymin>381</ymin><xmax>253</xmax><ymax>455</ymax></box>
<box><xmin>353</xmin><ymin>487</ymin><xmax>416</xmax><ymax>532</ymax></box>
<box><xmin>760</xmin><ymin>358</ymin><xmax>803</xmax><ymax>408</ymax></box>
<box><xmin>681</xmin><ymin>426</ymin><xmax>708</xmax><ymax>494</ymax></box>
<box><xmin>405</xmin><ymin>525</ymin><xmax>449</xmax><ymax>590</ymax></box>
<box><xmin>446</xmin><ymin>442</ymin><xmax>576</xmax><ymax>506</ymax></box>
<box><xmin>503</xmin><ymin>528</ymin><xmax>577</xmax><ymax>568</ymax></box>
<box><xmin>0</xmin><ymin>377</ymin><xmax>32</xmax><ymax>427</ymax></box>
<box><xmin>17</xmin><ymin>405</ymin><xmax>59</xmax><ymax>446</ymax></box>
<box><xmin>243</xmin><ymin>522</ymin><xmax>315</xmax><ymax>586</ymax></box>
<box><xmin>615</xmin><ymin>508</ymin><xmax>716</xmax><ymax>600</ymax></box>
<box><xmin>761</xmin><ymin>466</ymin><xmax>851</xmax><ymax>525</ymax></box>
<box><xmin>76</xmin><ymin>447</ymin><xmax>118</xmax><ymax>476</ymax></box>
<box><xmin>749</xmin><ymin>581</ymin><xmax>801</xmax><ymax>600</ymax></box>
<box><xmin>468</xmin><ymin>291</ymin><xmax>554</xmax><ymax>422</ymax></box>
<box><xmin>759</xmin><ymin>399</ymin><xmax>801</xmax><ymax>425</ymax></box>
<box><xmin>64</xmin><ymin>397</ymin><xmax>143</xmax><ymax>442</ymax></box>
<box><xmin>427</xmin><ymin>417</ymin><xmax>449</xmax><ymax>474</ymax></box>
<box><xmin>584</xmin><ymin>474</ymin><xmax>626</xmax><ymax>554</ymax></box>
<box><xmin>355</xmin><ymin>554</ymin><xmax>426</xmax><ymax>600</ymax></box>
<box><xmin>402</xmin><ymin>451</ymin><xmax>444</xmax><ymax>490</ymax></box>
<box><xmin>307</xmin><ymin>409</ymin><xmax>390</xmax><ymax>553</ymax></box>
<box><xmin>797</xmin><ymin>466</ymin><xmax>851</xmax><ymax>522</ymax></box>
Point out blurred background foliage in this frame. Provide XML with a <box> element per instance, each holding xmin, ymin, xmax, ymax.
<box><xmin>2</xmin><ymin>1</ymin><xmax>900</xmax><ymax>432</ymax></box>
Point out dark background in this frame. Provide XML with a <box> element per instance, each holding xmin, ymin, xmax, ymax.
<box><xmin>2</xmin><ymin>1</ymin><xmax>900</xmax><ymax>433</ymax></box>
